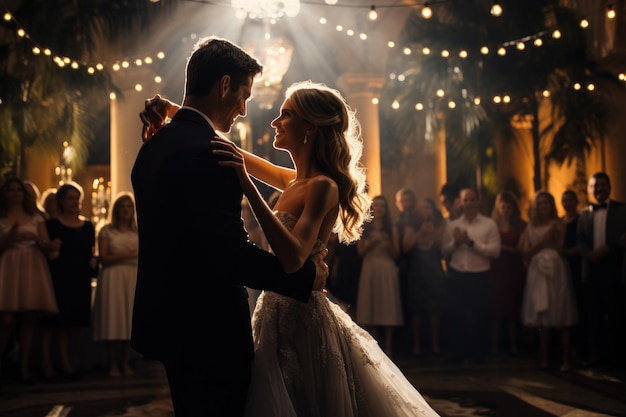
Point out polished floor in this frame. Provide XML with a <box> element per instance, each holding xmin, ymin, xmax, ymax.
<box><xmin>1</xmin><ymin>346</ymin><xmax>626</xmax><ymax>417</ymax></box>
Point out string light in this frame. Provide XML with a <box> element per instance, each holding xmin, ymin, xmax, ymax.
<box><xmin>368</xmin><ymin>5</ymin><xmax>377</xmax><ymax>21</ymax></box>
<box><xmin>490</xmin><ymin>1</ymin><xmax>503</xmax><ymax>17</ymax></box>
<box><xmin>607</xmin><ymin>5</ymin><xmax>616</xmax><ymax>19</ymax></box>
<box><xmin>1</xmin><ymin>7</ymin><xmax>166</xmax><ymax>79</ymax></box>
<box><xmin>422</xmin><ymin>2</ymin><xmax>432</xmax><ymax>19</ymax></box>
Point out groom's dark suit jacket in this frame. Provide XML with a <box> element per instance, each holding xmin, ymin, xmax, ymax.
<box><xmin>131</xmin><ymin>108</ymin><xmax>315</xmax><ymax>362</ymax></box>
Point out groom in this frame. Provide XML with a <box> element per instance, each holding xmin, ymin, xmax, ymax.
<box><xmin>131</xmin><ymin>36</ymin><xmax>328</xmax><ymax>417</ymax></box>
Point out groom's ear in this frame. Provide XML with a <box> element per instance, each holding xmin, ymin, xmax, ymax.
<box><xmin>219</xmin><ymin>75</ymin><xmax>231</xmax><ymax>98</ymax></box>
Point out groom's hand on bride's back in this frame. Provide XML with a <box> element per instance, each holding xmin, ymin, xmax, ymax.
<box><xmin>311</xmin><ymin>248</ymin><xmax>329</xmax><ymax>291</ymax></box>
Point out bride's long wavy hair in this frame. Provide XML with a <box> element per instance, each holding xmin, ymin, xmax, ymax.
<box><xmin>286</xmin><ymin>81</ymin><xmax>371</xmax><ymax>243</ymax></box>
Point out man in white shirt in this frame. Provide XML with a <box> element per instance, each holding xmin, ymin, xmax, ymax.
<box><xmin>442</xmin><ymin>187</ymin><xmax>501</xmax><ymax>362</ymax></box>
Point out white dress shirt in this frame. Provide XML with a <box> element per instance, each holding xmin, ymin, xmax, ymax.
<box><xmin>592</xmin><ymin>203</ymin><xmax>608</xmax><ymax>250</ymax></box>
<box><xmin>442</xmin><ymin>213</ymin><xmax>501</xmax><ymax>273</ymax></box>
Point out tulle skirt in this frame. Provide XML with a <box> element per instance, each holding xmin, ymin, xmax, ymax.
<box><xmin>244</xmin><ymin>291</ymin><xmax>440</xmax><ymax>417</ymax></box>
<box><xmin>0</xmin><ymin>246</ymin><xmax>58</xmax><ymax>313</ymax></box>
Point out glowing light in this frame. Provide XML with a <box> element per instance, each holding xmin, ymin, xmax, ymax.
<box><xmin>368</xmin><ymin>5</ymin><xmax>377</xmax><ymax>21</ymax></box>
<box><xmin>134</xmin><ymin>84</ymin><xmax>143</xmax><ymax>92</ymax></box>
<box><xmin>607</xmin><ymin>6</ymin><xmax>616</xmax><ymax>19</ymax></box>
<box><xmin>422</xmin><ymin>2</ymin><xmax>432</xmax><ymax>19</ymax></box>
<box><xmin>497</xmin><ymin>47</ymin><xmax>506</xmax><ymax>56</ymax></box>
<box><xmin>552</xmin><ymin>30</ymin><xmax>561</xmax><ymax>39</ymax></box>
<box><xmin>231</xmin><ymin>0</ymin><xmax>300</xmax><ymax>19</ymax></box>
<box><xmin>580</xmin><ymin>19</ymin><xmax>589</xmax><ymax>28</ymax></box>
<box><xmin>441</xmin><ymin>49</ymin><xmax>450</xmax><ymax>57</ymax></box>
<box><xmin>480</xmin><ymin>46</ymin><xmax>489</xmax><ymax>55</ymax></box>
<box><xmin>490</xmin><ymin>2</ymin><xmax>503</xmax><ymax>17</ymax></box>
<box><xmin>415</xmin><ymin>103</ymin><xmax>424</xmax><ymax>110</ymax></box>
<box><xmin>542</xmin><ymin>90</ymin><xmax>550</xmax><ymax>97</ymax></box>
<box><xmin>436</xmin><ymin>89</ymin><xmax>445</xmax><ymax>97</ymax></box>
<box><xmin>392</xmin><ymin>100</ymin><xmax>400</xmax><ymax>109</ymax></box>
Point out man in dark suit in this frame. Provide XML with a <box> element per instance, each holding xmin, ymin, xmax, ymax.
<box><xmin>577</xmin><ymin>172</ymin><xmax>626</xmax><ymax>369</ymax></box>
<box><xmin>131</xmin><ymin>36</ymin><xmax>327</xmax><ymax>417</ymax></box>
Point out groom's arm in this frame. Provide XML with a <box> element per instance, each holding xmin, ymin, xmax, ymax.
<box><xmin>231</xmin><ymin>242</ymin><xmax>323</xmax><ymax>302</ymax></box>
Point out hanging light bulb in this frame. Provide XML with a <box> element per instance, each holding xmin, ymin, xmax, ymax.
<box><xmin>490</xmin><ymin>1</ymin><xmax>503</xmax><ymax>17</ymax></box>
<box><xmin>422</xmin><ymin>2</ymin><xmax>432</xmax><ymax>19</ymax></box>
<box><xmin>607</xmin><ymin>5</ymin><xmax>616</xmax><ymax>19</ymax></box>
<box><xmin>368</xmin><ymin>5</ymin><xmax>378</xmax><ymax>21</ymax></box>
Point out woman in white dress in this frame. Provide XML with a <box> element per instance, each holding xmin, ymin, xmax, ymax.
<box><xmin>519</xmin><ymin>190</ymin><xmax>577</xmax><ymax>371</ymax></box>
<box><xmin>355</xmin><ymin>195</ymin><xmax>403</xmax><ymax>357</ymax></box>
<box><xmin>0</xmin><ymin>177</ymin><xmax>58</xmax><ymax>382</ymax></box>
<box><xmin>211</xmin><ymin>81</ymin><xmax>440</xmax><ymax>417</ymax></box>
<box><xmin>92</xmin><ymin>192</ymin><xmax>139</xmax><ymax>377</ymax></box>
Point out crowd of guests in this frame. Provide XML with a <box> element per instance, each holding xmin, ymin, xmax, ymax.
<box><xmin>2</xmin><ymin>170</ymin><xmax>624</xmax><ymax>386</ymax></box>
<box><xmin>0</xmin><ymin>177</ymin><xmax>138</xmax><ymax>384</ymax></box>
<box><xmin>327</xmin><ymin>172</ymin><xmax>626</xmax><ymax>371</ymax></box>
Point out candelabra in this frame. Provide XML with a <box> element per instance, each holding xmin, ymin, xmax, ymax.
<box><xmin>91</xmin><ymin>178</ymin><xmax>111</xmax><ymax>229</ymax></box>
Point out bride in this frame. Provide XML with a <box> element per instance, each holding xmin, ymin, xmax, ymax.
<box><xmin>144</xmin><ymin>81</ymin><xmax>440</xmax><ymax>417</ymax></box>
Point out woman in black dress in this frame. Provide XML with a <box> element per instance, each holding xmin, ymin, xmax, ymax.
<box><xmin>560</xmin><ymin>190</ymin><xmax>587</xmax><ymax>363</ymax></box>
<box><xmin>39</xmin><ymin>182</ymin><xmax>98</xmax><ymax>378</ymax></box>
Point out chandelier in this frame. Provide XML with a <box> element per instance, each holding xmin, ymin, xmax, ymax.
<box><xmin>231</xmin><ymin>0</ymin><xmax>301</xmax><ymax>20</ymax></box>
<box><xmin>246</xmin><ymin>34</ymin><xmax>294</xmax><ymax>110</ymax></box>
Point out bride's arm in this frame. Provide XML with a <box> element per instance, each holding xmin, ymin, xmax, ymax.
<box><xmin>212</xmin><ymin>137</ymin><xmax>338</xmax><ymax>273</ymax></box>
<box><xmin>238</xmin><ymin>148</ymin><xmax>296</xmax><ymax>191</ymax></box>
<box><xmin>139</xmin><ymin>96</ymin><xmax>296</xmax><ymax>190</ymax></box>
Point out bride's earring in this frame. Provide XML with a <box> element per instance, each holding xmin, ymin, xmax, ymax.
<box><xmin>303</xmin><ymin>135</ymin><xmax>308</xmax><ymax>144</ymax></box>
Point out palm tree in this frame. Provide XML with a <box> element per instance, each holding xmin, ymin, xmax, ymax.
<box><xmin>381</xmin><ymin>0</ymin><xmax>623</xmax><ymax>195</ymax></box>
<box><xmin>0</xmin><ymin>0</ymin><xmax>177</xmax><ymax>178</ymax></box>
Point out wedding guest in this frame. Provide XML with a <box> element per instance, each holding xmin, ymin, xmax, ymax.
<box><xmin>92</xmin><ymin>192</ymin><xmax>139</xmax><ymax>377</ymax></box>
<box><xmin>0</xmin><ymin>178</ymin><xmax>58</xmax><ymax>382</ymax></box>
<box><xmin>403</xmin><ymin>197</ymin><xmax>447</xmax><ymax>357</ymax></box>
<box><xmin>40</xmin><ymin>188</ymin><xmax>60</xmax><ymax>219</ymax></box>
<box><xmin>356</xmin><ymin>195</ymin><xmax>403</xmax><ymax>356</ymax></box>
<box><xmin>440</xmin><ymin>182</ymin><xmax>462</xmax><ymax>221</ymax></box>
<box><xmin>520</xmin><ymin>191</ymin><xmax>577</xmax><ymax>371</ymax></box>
<box><xmin>442</xmin><ymin>187</ymin><xmax>501</xmax><ymax>362</ymax></box>
<box><xmin>39</xmin><ymin>182</ymin><xmax>98</xmax><ymax>378</ymax></box>
<box><xmin>560</xmin><ymin>190</ymin><xmax>588</xmax><ymax>363</ymax></box>
<box><xmin>489</xmin><ymin>191</ymin><xmax>526</xmax><ymax>356</ymax></box>
<box><xmin>577</xmin><ymin>172</ymin><xmax>626</xmax><ymax>368</ymax></box>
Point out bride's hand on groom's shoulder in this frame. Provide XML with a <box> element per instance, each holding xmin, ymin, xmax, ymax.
<box><xmin>140</xmin><ymin>95</ymin><xmax>179</xmax><ymax>142</ymax></box>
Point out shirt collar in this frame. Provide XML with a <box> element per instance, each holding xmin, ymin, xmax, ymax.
<box><xmin>180</xmin><ymin>106</ymin><xmax>217</xmax><ymax>132</ymax></box>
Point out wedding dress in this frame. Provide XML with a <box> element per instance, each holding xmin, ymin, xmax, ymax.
<box><xmin>244</xmin><ymin>212</ymin><xmax>440</xmax><ymax>417</ymax></box>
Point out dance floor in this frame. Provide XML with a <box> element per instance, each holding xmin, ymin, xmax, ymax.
<box><xmin>1</xmin><ymin>352</ymin><xmax>625</xmax><ymax>417</ymax></box>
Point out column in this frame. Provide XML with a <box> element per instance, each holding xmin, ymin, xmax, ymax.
<box><xmin>337</xmin><ymin>73</ymin><xmax>384</xmax><ymax>197</ymax></box>
<box><xmin>110</xmin><ymin>68</ymin><xmax>159</xmax><ymax>199</ymax></box>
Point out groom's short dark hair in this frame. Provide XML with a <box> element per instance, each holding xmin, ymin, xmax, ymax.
<box><xmin>185</xmin><ymin>36</ymin><xmax>263</xmax><ymax>96</ymax></box>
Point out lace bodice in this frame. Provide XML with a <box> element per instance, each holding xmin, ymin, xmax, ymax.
<box><xmin>274</xmin><ymin>211</ymin><xmax>326</xmax><ymax>256</ymax></box>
